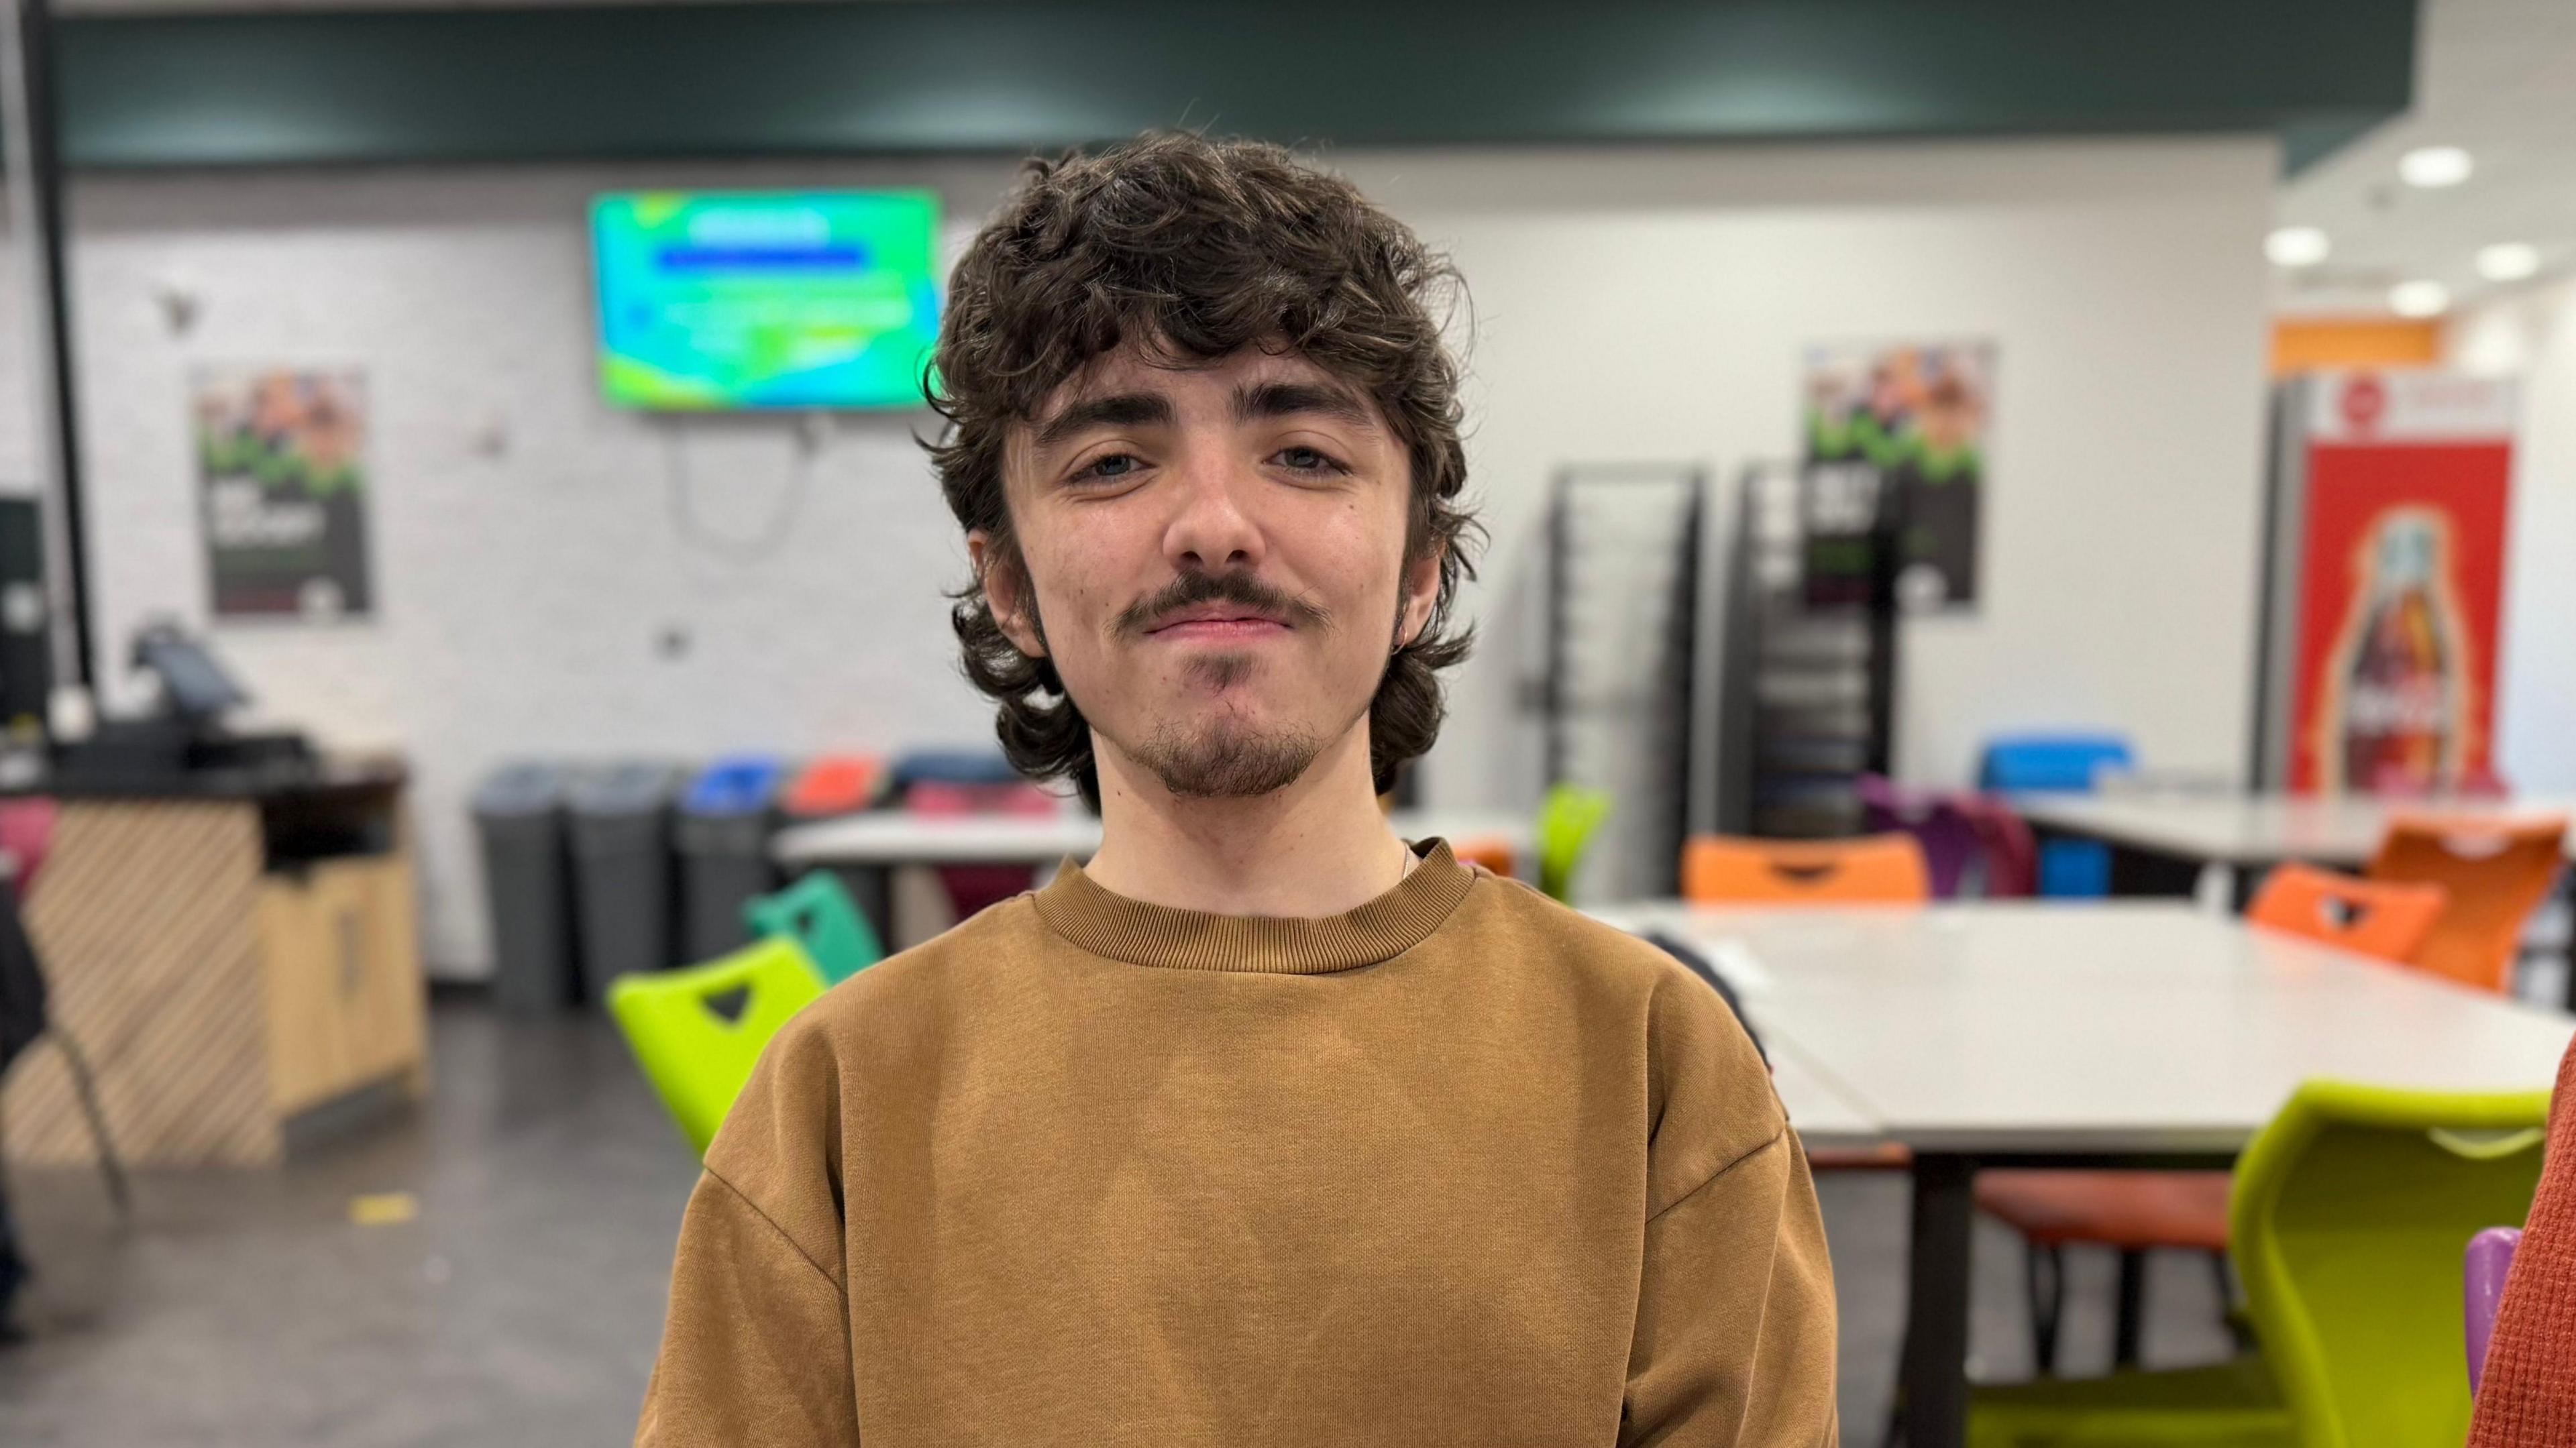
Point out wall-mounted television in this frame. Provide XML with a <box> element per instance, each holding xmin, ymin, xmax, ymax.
<box><xmin>592</xmin><ymin>190</ymin><xmax>941</xmax><ymax>410</ymax></box>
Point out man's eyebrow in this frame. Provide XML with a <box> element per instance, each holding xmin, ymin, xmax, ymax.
<box><xmin>1235</xmin><ymin>380</ymin><xmax>1379</xmax><ymax>432</ymax></box>
<box><xmin>1032</xmin><ymin>392</ymin><xmax>1176</xmax><ymax>453</ymax></box>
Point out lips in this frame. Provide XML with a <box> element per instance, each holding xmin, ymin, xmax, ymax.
<box><xmin>1149</xmin><ymin>617</ymin><xmax>1291</xmax><ymax>642</ymax></box>
<box><xmin>1145</xmin><ymin>606</ymin><xmax>1291</xmax><ymax>642</ymax></box>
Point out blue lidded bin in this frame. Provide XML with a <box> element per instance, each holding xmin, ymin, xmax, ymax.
<box><xmin>676</xmin><ymin>753</ymin><xmax>788</xmax><ymax>962</ymax></box>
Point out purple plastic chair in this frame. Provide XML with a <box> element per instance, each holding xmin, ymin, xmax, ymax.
<box><xmin>1858</xmin><ymin>775</ymin><xmax>1986</xmax><ymax>897</ymax></box>
<box><xmin>2467</xmin><ymin>1225</ymin><xmax>2523</xmax><ymax>1394</ymax></box>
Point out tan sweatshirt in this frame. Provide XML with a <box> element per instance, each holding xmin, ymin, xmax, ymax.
<box><xmin>636</xmin><ymin>840</ymin><xmax>1839</xmax><ymax>1446</ymax></box>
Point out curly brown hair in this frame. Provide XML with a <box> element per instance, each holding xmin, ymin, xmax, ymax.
<box><xmin>926</xmin><ymin>133</ymin><xmax>1479</xmax><ymax>809</ymax></box>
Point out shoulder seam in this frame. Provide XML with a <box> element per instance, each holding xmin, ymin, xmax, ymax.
<box><xmin>1648</xmin><ymin>1123</ymin><xmax>1790</xmax><ymax>1224</ymax></box>
<box><xmin>700</xmin><ymin>1164</ymin><xmax>848</xmax><ymax>1296</ymax></box>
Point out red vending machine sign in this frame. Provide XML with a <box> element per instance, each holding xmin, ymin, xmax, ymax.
<box><xmin>2288</xmin><ymin>371</ymin><xmax>2515</xmax><ymax>794</ymax></box>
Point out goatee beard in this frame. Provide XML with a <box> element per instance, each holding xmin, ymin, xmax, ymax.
<box><xmin>1131</xmin><ymin>712</ymin><xmax>1324</xmax><ymax>798</ymax></box>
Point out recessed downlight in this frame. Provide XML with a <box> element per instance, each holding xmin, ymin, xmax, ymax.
<box><xmin>2266</xmin><ymin>227</ymin><xmax>2330</xmax><ymax>267</ymax></box>
<box><xmin>2390</xmin><ymin>280</ymin><xmax>2451</xmax><ymax>317</ymax></box>
<box><xmin>2400</xmin><ymin>146</ymin><xmax>2475</xmax><ymax>188</ymax></box>
<box><xmin>2477</xmin><ymin>243</ymin><xmax>2541</xmax><ymax>282</ymax></box>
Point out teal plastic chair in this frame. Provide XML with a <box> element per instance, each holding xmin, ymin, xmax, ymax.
<box><xmin>743</xmin><ymin>870</ymin><xmax>883</xmax><ymax>985</ymax></box>
<box><xmin>1969</xmin><ymin>1079</ymin><xmax>2552</xmax><ymax>1447</ymax></box>
<box><xmin>1536</xmin><ymin>784</ymin><xmax>1612</xmax><ymax>902</ymax></box>
<box><xmin>606</xmin><ymin>937</ymin><xmax>826</xmax><ymax>1157</ymax></box>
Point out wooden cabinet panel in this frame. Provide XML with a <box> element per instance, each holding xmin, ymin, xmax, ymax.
<box><xmin>5</xmin><ymin>779</ymin><xmax>424</xmax><ymax>1170</ymax></box>
<box><xmin>340</xmin><ymin>858</ymin><xmax>427</xmax><ymax>1089</ymax></box>
<box><xmin>260</xmin><ymin>869</ymin><xmax>348</xmax><ymax>1115</ymax></box>
<box><xmin>259</xmin><ymin>856</ymin><xmax>426</xmax><ymax>1115</ymax></box>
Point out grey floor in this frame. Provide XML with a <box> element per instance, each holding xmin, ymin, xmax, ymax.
<box><xmin>0</xmin><ymin>1000</ymin><xmax>2238</xmax><ymax>1447</ymax></box>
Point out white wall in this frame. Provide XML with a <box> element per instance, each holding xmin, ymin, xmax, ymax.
<box><xmin>1</xmin><ymin>136</ymin><xmax>2278</xmax><ymax>974</ymax></box>
<box><xmin>0</xmin><ymin>227</ymin><xmax>40</xmax><ymax>488</ymax></box>
<box><xmin>2451</xmin><ymin>277</ymin><xmax>2576</xmax><ymax>791</ymax></box>
<box><xmin>1341</xmin><ymin>139</ymin><xmax>2279</xmax><ymax>797</ymax></box>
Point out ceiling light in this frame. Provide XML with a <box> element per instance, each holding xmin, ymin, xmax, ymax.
<box><xmin>2400</xmin><ymin>146</ymin><xmax>2474</xmax><ymax>188</ymax></box>
<box><xmin>2266</xmin><ymin>226</ymin><xmax>2330</xmax><ymax>267</ymax></box>
<box><xmin>2477</xmin><ymin>242</ymin><xmax>2541</xmax><ymax>282</ymax></box>
<box><xmin>2390</xmin><ymin>280</ymin><xmax>2451</xmax><ymax>317</ymax></box>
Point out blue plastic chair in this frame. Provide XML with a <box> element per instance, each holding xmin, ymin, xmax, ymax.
<box><xmin>1976</xmin><ymin>733</ymin><xmax>2135</xmax><ymax>791</ymax></box>
<box><xmin>890</xmin><ymin>748</ymin><xmax>1021</xmax><ymax>789</ymax></box>
<box><xmin>1978</xmin><ymin>733</ymin><xmax>2135</xmax><ymax>897</ymax></box>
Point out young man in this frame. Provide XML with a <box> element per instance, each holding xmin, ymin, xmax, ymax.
<box><xmin>636</xmin><ymin>133</ymin><xmax>1838</xmax><ymax>1446</ymax></box>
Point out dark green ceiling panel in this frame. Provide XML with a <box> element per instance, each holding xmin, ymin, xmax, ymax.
<box><xmin>46</xmin><ymin>0</ymin><xmax>2416</xmax><ymax>172</ymax></box>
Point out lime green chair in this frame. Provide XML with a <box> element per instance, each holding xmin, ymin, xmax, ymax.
<box><xmin>606</xmin><ymin>938</ymin><xmax>827</xmax><ymax>1157</ymax></box>
<box><xmin>1536</xmin><ymin>784</ymin><xmax>1612</xmax><ymax>903</ymax></box>
<box><xmin>743</xmin><ymin>870</ymin><xmax>883</xmax><ymax>985</ymax></box>
<box><xmin>1969</xmin><ymin>1079</ymin><xmax>2551</xmax><ymax>1447</ymax></box>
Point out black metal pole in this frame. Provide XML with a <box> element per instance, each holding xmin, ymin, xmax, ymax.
<box><xmin>1863</xmin><ymin>479</ymin><xmax>1900</xmax><ymax>777</ymax></box>
<box><xmin>13</xmin><ymin>0</ymin><xmax>94</xmax><ymax>689</ymax></box>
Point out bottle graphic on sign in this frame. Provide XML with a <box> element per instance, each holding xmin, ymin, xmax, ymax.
<box><xmin>2316</xmin><ymin>508</ymin><xmax>2471</xmax><ymax>793</ymax></box>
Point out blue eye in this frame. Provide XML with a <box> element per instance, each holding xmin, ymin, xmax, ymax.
<box><xmin>1079</xmin><ymin>453</ymin><xmax>1141</xmax><ymax>482</ymax></box>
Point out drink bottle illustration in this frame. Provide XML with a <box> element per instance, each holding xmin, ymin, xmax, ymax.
<box><xmin>2316</xmin><ymin>509</ymin><xmax>2469</xmax><ymax>793</ymax></box>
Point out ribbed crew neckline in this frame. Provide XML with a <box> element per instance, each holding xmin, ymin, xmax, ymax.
<box><xmin>1034</xmin><ymin>838</ymin><xmax>1476</xmax><ymax>974</ymax></box>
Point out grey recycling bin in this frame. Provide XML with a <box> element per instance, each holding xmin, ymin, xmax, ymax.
<box><xmin>675</xmin><ymin>755</ymin><xmax>786</xmax><ymax>964</ymax></box>
<box><xmin>472</xmin><ymin>762</ymin><xmax>579</xmax><ymax>1015</ymax></box>
<box><xmin>568</xmin><ymin>763</ymin><xmax>681</xmax><ymax>1001</ymax></box>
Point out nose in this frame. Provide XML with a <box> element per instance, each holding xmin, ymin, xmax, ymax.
<box><xmin>1159</xmin><ymin>445</ymin><xmax>1265</xmax><ymax>573</ymax></box>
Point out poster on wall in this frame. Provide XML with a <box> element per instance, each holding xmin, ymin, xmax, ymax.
<box><xmin>1800</xmin><ymin>340</ymin><xmax>1992</xmax><ymax>611</ymax></box>
<box><xmin>195</xmin><ymin>367</ymin><xmax>374</xmax><ymax>620</ymax></box>
<box><xmin>2269</xmin><ymin>370</ymin><xmax>2515</xmax><ymax>795</ymax></box>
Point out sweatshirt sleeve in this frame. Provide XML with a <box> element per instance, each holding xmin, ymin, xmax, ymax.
<box><xmin>636</xmin><ymin>1015</ymin><xmax>863</xmax><ymax>1447</ymax></box>
<box><xmin>1622</xmin><ymin>968</ymin><xmax>1840</xmax><ymax>1446</ymax></box>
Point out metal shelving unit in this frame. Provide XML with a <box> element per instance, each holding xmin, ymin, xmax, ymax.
<box><xmin>1540</xmin><ymin>464</ymin><xmax>1708</xmax><ymax>900</ymax></box>
<box><xmin>1715</xmin><ymin>460</ymin><xmax>1898</xmax><ymax>838</ymax></box>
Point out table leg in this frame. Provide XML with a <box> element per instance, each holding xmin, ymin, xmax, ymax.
<box><xmin>2229</xmin><ymin>864</ymin><xmax>2263</xmax><ymax>914</ymax></box>
<box><xmin>2554</xmin><ymin>869</ymin><xmax>2576</xmax><ymax>1014</ymax></box>
<box><xmin>2106</xmin><ymin>842</ymin><xmax>2207</xmax><ymax>899</ymax></box>
<box><xmin>1903</xmin><ymin>1153</ymin><xmax>1976</xmax><ymax>1448</ymax></box>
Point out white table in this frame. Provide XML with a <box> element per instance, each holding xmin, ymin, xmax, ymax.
<box><xmin>2015</xmin><ymin>790</ymin><xmax>2576</xmax><ymax>876</ymax></box>
<box><xmin>1756</xmin><ymin>1036</ymin><xmax>1882</xmax><ymax>1149</ymax></box>
<box><xmin>774</xmin><ymin>807</ymin><xmax>1534</xmax><ymax>870</ymax></box>
<box><xmin>1591</xmin><ymin>899</ymin><xmax>2575</xmax><ymax>1448</ymax></box>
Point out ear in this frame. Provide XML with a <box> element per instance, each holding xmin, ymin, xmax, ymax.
<box><xmin>968</xmin><ymin>531</ymin><xmax>1048</xmax><ymax>658</ymax></box>
<box><xmin>1395</xmin><ymin>544</ymin><xmax>1442</xmax><ymax>651</ymax></box>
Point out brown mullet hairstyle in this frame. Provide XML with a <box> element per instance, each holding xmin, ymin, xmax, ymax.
<box><xmin>925</xmin><ymin>132</ymin><xmax>1480</xmax><ymax>810</ymax></box>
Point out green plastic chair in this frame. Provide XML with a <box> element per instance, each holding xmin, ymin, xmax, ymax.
<box><xmin>1968</xmin><ymin>1079</ymin><xmax>2551</xmax><ymax>1447</ymax></box>
<box><xmin>743</xmin><ymin>870</ymin><xmax>883</xmax><ymax>985</ymax></box>
<box><xmin>606</xmin><ymin>937</ymin><xmax>827</xmax><ymax>1157</ymax></box>
<box><xmin>1536</xmin><ymin>784</ymin><xmax>1612</xmax><ymax>903</ymax></box>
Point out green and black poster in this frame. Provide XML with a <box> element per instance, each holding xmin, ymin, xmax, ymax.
<box><xmin>195</xmin><ymin>367</ymin><xmax>373</xmax><ymax>620</ymax></box>
<box><xmin>1801</xmin><ymin>341</ymin><xmax>1990</xmax><ymax>612</ymax></box>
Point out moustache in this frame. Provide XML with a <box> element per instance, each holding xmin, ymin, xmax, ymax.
<box><xmin>1115</xmin><ymin>571</ymin><xmax>1331</xmax><ymax>638</ymax></box>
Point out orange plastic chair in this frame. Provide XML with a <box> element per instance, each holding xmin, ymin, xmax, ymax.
<box><xmin>1679</xmin><ymin>832</ymin><xmax>1926</xmax><ymax>1176</ymax></box>
<box><xmin>1680</xmin><ymin>832</ymin><xmax>1930</xmax><ymax>904</ymax></box>
<box><xmin>2367</xmin><ymin>814</ymin><xmax>2569</xmax><ymax>993</ymax></box>
<box><xmin>2246</xmin><ymin>862</ymin><xmax>2451</xmax><ymax>970</ymax></box>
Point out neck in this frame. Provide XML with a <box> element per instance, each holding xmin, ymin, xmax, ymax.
<box><xmin>1083</xmin><ymin>720</ymin><xmax>1409</xmax><ymax>918</ymax></box>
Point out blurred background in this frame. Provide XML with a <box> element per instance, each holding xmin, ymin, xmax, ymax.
<box><xmin>0</xmin><ymin>0</ymin><xmax>2571</xmax><ymax>1444</ymax></box>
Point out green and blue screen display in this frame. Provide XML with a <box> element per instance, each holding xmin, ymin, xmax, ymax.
<box><xmin>592</xmin><ymin>190</ymin><xmax>941</xmax><ymax>409</ymax></box>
